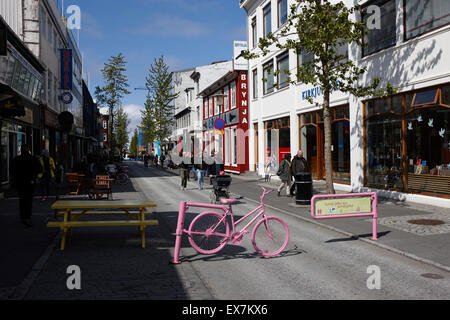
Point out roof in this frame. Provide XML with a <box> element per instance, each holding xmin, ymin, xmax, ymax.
<box><xmin>198</xmin><ymin>71</ymin><xmax>239</xmax><ymax>97</ymax></box>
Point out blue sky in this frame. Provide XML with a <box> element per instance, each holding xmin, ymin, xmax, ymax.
<box><xmin>61</xmin><ymin>0</ymin><xmax>247</xmax><ymax>138</ymax></box>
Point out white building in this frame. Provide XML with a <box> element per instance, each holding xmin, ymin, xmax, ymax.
<box><xmin>240</xmin><ymin>0</ymin><xmax>450</xmax><ymax>206</ymax></box>
<box><xmin>172</xmin><ymin>60</ymin><xmax>233</xmax><ymax>153</ymax></box>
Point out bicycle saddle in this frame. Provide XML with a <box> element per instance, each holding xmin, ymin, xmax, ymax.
<box><xmin>220</xmin><ymin>198</ymin><xmax>238</xmax><ymax>205</ymax></box>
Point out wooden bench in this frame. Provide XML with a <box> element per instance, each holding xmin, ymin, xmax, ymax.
<box><xmin>48</xmin><ymin>200</ymin><xmax>158</xmax><ymax>250</ymax></box>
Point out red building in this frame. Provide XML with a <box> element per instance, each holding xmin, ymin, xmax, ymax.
<box><xmin>200</xmin><ymin>70</ymin><xmax>249</xmax><ymax>174</ymax></box>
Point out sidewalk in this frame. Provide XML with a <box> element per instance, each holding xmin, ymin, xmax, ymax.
<box><xmin>155</xmin><ymin>165</ymin><xmax>450</xmax><ymax>271</ymax></box>
<box><xmin>0</xmin><ymin>172</ymin><xmax>212</xmax><ymax>300</ymax></box>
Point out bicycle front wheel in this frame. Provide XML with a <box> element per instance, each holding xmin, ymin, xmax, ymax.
<box><xmin>252</xmin><ymin>216</ymin><xmax>289</xmax><ymax>257</ymax></box>
<box><xmin>188</xmin><ymin>211</ymin><xmax>230</xmax><ymax>255</ymax></box>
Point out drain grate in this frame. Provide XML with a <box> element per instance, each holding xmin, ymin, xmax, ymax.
<box><xmin>407</xmin><ymin>219</ymin><xmax>445</xmax><ymax>226</ymax></box>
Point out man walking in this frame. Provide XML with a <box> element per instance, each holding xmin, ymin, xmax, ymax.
<box><xmin>11</xmin><ymin>144</ymin><xmax>41</xmax><ymax>227</ymax></box>
<box><xmin>277</xmin><ymin>153</ymin><xmax>292</xmax><ymax>197</ymax></box>
<box><xmin>290</xmin><ymin>150</ymin><xmax>308</xmax><ymax>196</ymax></box>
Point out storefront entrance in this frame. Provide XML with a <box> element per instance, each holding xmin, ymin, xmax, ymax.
<box><xmin>264</xmin><ymin>117</ymin><xmax>290</xmax><ymax>168</ymax></box>
<box><xmin>299</xmin><ymin>105</ymin><xmax>350</xmax><ymax>182</ymax></box>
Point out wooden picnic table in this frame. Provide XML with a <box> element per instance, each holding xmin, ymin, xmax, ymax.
<box><xmin>48</xmin><ymin>200</ymin><xmax>158</xmax><ymax>250</ymax></box>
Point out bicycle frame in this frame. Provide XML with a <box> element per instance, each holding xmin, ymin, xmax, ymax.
<box><xmin>170</xmin><ymin>188</ymin><xmax>272</xmax><ymax>264</ymax></box>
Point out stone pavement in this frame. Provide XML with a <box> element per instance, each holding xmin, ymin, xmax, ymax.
<box><xmin>154</xmin><ymin>164</ymin><xmax>450</xmax><ymax>271</ymax></box>
<box><xmin>0</xmin><ymin>174</ymin><xmax>212</xmax><ymax>300</ymax></box>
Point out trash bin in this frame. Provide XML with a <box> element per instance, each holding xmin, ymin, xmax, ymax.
<box><xmin>295</xmin><ymin>172</ymin><xmax>313</xmax><ymax>205</ymax></box>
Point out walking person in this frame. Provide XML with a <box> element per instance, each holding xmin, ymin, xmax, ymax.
<box><xmin>179</xmin><ymin>152</ymin><xmax>189</xmax><ymax>191</ymax></box>
<box><xmin>196</xmin><ymin>155</ymin><xmax>207</xmax><ymax>190</ymax></box>
<box><xmin>11</xmin><ymin>144</ymin><xmax>41</xmax><ymax>227</ymax></box>
<box><xmin>277</xmin><ymin>153</ymin><xmax>292</xmax><ymax>197</ymax></box>
<box><xmin>38</xmin><ymin>149</ymin><xmax>56</xmax><ymax>202</ymax></box>
<box><xmin>290</xmin><ymin>150</ymin><xmax>308</xmax><ymax>196</ymax></box>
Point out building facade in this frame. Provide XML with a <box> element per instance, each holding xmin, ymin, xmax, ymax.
<box><xmin>240</xmin><ymin>0</ymin><xmax>450</xmax><ymax>206</ymax></box>
<box><xmin>0</xmin><ymin>15</ymin><xmax>45</xmax><ymax>186</ymax></box>
<box><xmin>171</xmin><ymin>60</ymin><xmax>233</xmax><ymax>157</ymax></box>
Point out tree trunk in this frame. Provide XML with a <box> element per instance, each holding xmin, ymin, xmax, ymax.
<box><xmin>323</xmin><ymin>89</ymin><xmax>335</xmax><ymax>194</ymax></box>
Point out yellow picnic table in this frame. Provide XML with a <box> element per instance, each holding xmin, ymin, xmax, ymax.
<box><xmin>48</xmin><ymin>200</ymin><xmax>158</xmax><ymax>250</ymax></box>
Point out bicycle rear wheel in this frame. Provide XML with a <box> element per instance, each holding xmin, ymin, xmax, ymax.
<box><xmin>252</xmin><ymin>216</ymin><xmax>289</xmax><ymax>257</ymax></box>
<box><xmin>188</xmin><ymin>211</ymin><xmax>230</xmax><ymax>255</ymax></box>
<box><xmin>116</xmin><ymin>173</ymin><xmax>128</xmax><ymax>184</ymax></box>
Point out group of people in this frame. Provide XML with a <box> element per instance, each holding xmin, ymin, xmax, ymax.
<box><xmin>143</xmin><ymin>153</ymin><xmax>167</xmax><ymax>168</ymax></box>
<box><xmin>276</xmin><ymin>150</ymin><xmax>308</xmax><ymax>197</ymax></box>
<box><xmin>178</xmin><ymin>152</ymin><xmax>224</xmax><ymax>191</ymax></box>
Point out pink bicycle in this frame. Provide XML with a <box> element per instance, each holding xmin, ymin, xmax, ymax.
<box><xmin>171</xmin><ymin>187</ymin><xmax>289</xmax><ymax>264</ymax></box>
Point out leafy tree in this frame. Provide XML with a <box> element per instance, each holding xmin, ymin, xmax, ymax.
<box><xmin>129</xmin><ymin>128</ymin><xmax>139</xmax><ymax>158</ymax></box>
<box><xmin>140</xmin><ymin>56</ymin><xmax>178</xmax><ymax>147</ymax></box>
<box><xmin>114</xmin><ymin>105</ymin><xmax>130</xmax><ymax>158</ymax></box>
<box><xmin>95</xmin><ymin>53</ymin><xmax>131</xmax><ymax>154</ymax></box>
<box><xmin>244</xmin><ymin>0</ymin><xmax>395</xmax><ymax>193</ymax></box>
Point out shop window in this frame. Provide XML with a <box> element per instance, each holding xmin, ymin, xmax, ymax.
<box><xmin>406</xmin><ymin>107</ymin><xmax>450</xmax><ymax>195</ymax></box>
<box><xmin>392</xmin><ymin>95</ymin><xmax>402</xmax><ymax>114</ymax></box>
<box><xmin>411</xmin><ymin>89</ymin><xmax>439</xmax><ymax>107</ymax></box>
<box><xmin>404</xmin><ymin>0</ymin><xmax>450</xmax><ymax>40</ymax></box>
<box><xmin>365</xmin><ymin>114</ymin><xmax>403</xmax><ymax>189</ymax></box>
<box><xmin>442</xmin><ymin>85</ymin><xmax>450</xmax><ymax>106</ymax></box>
<box><xmin>362</xmin><ymin>0</ymin><xmax>397</xmax><ymax>56</ymax></box>
<box><xmin>332</xmin><ymin>120</ymin><xmax>350</xmax><ymax>182</ymax></box>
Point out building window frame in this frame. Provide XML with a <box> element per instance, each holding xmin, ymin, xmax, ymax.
<box><xmin>263</xmin><ymin>59</ymin><xmax>274</xmax><ymax>95</ymax></box>
<box><xmin>278</xmin><ymin>0</ymin><xmax>288</xmax><ymax>28</ymax></box>
<box><xmin>263</xmin><ymin>3</ymin><xmax>272</xmax><ymax>38</ymax></box>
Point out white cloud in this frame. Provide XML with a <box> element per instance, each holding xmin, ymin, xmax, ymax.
<box><xmin>123</xmin><ymin>104</ymin><xmax>144</xmax><ymax>139</ymax></box>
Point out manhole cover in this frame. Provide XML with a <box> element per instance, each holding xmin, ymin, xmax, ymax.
<box><xmin>407</xmin><ymin>219</ymin><xmax>445</xmax><ymax>226</ymax></box>
<box><xmin>421</xmin><ymin>273</ymin><xmax>445</xmax><ymax>279</ymax></box>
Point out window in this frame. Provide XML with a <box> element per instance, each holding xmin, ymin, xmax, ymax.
<box><xmin>47</xmin><ymin>20</ymin><xmax>52</xmax><ymax>42</ymax></box>
<box><xmin>263</xmin><ymin>60</ymin><xmax>274</xmax><ymax>94</ymax></box>
<box><xmin>231</xmin><ymin>127</ymin><xmax>237</xmax><ymax>165</ymax></box>
<box><xmin>362</xmin><ymin>0</ymin><xmax>397</xmax><ymax>56</ymax></box>
<box><xmin>263</xmin><ymin>3</ymin><xmax>272</xmax><ymax>38</ymax></box>
<box><xmin>215</xmin><ymin>92</ymin><xmax>222</xmax><ymax>115</ymax></box>
<box><xmin>40</xmin><ymin>8</ymin><xmax>46</xmax><ymax>37</ymax></box>
<box><xmin>48</xmin><ymin>71</ymin><xmax>52</xmax><ymax>103</ymax></box>
<box><xmin>252</xmin><ymin>69</ymin><xmax>258</xmax><ymax>99</ymax></box>
<box><xmin>231</xmin><ymin>82</ymin><xmax>236</xmax><ymax>109</ymax></box>
<box><xmin>209</xmin><ymin>97</ymin><xmax>213</xmax><ymax>118</ymax></box>
<box><xmin>53</xmin><ymin>30</ymin><xmax>57</xmax><ymax>52</ymax></box>
<box><xmin>251</xmin><ymin>17</ymin><xmax>257</xmax><ymax>48</ymax></box>
<box><xmin>225</xmin><ymin>128</ymin><xmax>230</xmax><ymax>165</ymax></box>
<box><xmin>224</xmin><ymin>87</ymin><xmax>229</xmax><ymax>112</ymax></box>
<box><xmin>278</xmin><ymin>0</ymin><xmax>288</xmax><ymax>27</ymax></box>
<box><xmin>277</xmin><ymin>52</ymin><xmax>289</xmax><ymax>89</ymax></box>
<box><xmin>54</xmin><ymin>76</ymin><xmax>58</xmax><ymax>108</ymax></box>
<box><xmin>405</xmin><ymin>0</ymin><xmax>450</xmax><ymax>39</ymax></box>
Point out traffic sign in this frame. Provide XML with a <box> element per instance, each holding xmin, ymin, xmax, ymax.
<box><xmin>214</xmin><ymin>118</ymin><xmax>225</xmax><ymax>130</ymax></box>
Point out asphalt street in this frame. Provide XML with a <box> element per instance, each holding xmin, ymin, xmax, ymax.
<box><xmin>130</xmin><ymin>162</ymin><xmax>450</xmax><ymax>300</ymax></box>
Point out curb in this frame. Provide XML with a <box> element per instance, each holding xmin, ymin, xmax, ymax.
<box><xmin>230</xmin><ymin>192</ymin><xmax>450</xmax><ymax>273</ymax></box>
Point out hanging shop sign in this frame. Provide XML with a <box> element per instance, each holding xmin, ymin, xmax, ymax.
<box><xmin>60</xmin><ymin>49</ymin><xmax>73</xmax><ymax>90</ymax></box>
<box><xmin>61</xmin><ymin>92</ymin><xmax>73</xmax><ymax>104</ymax></box>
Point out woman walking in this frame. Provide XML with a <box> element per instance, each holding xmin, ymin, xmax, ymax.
<box><xmin>196</xmin><ymin>155</ymin><xmax>207</xmax><ymax>190</ymax></box>
<box><xmin>277</xmin><ymin>153</ymin><xmax>292</xmax><ymax>197</ymax></box>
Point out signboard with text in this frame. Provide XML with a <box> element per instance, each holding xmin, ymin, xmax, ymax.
<box><xmin>60</xmin><ymin>49</ymin><xmax>73</xmax><ymax>90</ymax></box>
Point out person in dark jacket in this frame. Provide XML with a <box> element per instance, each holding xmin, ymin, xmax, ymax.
<box><xmin>277</xmin><ymin>153</ymin><xmax>292</xmax><ymax>197</ymax></box>
<box><xmin>179</xmin><ymin>152</ymin><xmax>189</xmax><ymax>191</ymax></box>
<box><xmin>11</xmin><ymin>144</ymin><xmax>41</xmax><ymax>227</ymax></box>
<box><xmin>290</xmin><ymin>150</ymin><xmax>308</xmax><ymax>195</ymax></box>
<box><xmin>195</xmin><ymin>155</ymin><xmax>207</xmax><ymax>190</ymax></box>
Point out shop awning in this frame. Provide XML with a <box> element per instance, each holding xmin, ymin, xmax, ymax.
<box><xmin>0</xmin><ymin>83</ymin><xmax>26</xmax><ymax>118</ymax></box>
